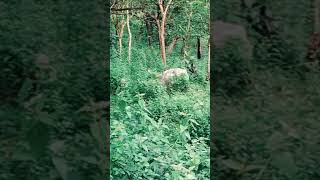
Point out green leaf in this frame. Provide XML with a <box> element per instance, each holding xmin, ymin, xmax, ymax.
<box><xmin>138</xmin><ymin>99</ymin><xmax>145</xmax><ymax>108</ymax></box>
<box><xmin>184</xmin><ymin>131</ymin><xmax>191</xmax><ymax>140</ymax></box>
<box><xmin>125</xmin><ymin>106</ymin><xmax>132</xmax><ymax>119</ymax></box>
<box><xmin>179</xmin><ymin>125</ymin><xmax>188</xmax><ymax>133</ymax></box>
<box><xmin>141</xmin><ymin>144</ymin><xmax>149</xmax><ymax>152</ymax></box>
<box><xmin>186</xmin><ymin>173</ymin><xmax>196</xmax><ymax>180</ymax></box>
<box><xmin>188</xmin><ymin>119</ymin><xmax>199</xmax><ymax>125</ymax></box>
<box><xmin>146</xmin><ymin>115</ymin><xmax>158</xmax><ymax>128</ymax></box>
<box><xmin>118</xmin><ymin>100</ymin><xmax>126</xmax><ymax>112</ymax></box>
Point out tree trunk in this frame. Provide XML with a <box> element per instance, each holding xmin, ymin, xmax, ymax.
<box><xmin>157</xmin><ymin>0</ymin><xmax>173</xmax><ymax>66</ymax></box>
<box><xmin>116</xmin><ymin>18</ymin><xmax>126</xmax><ymax>55</ymax></box>
<box><xmin>206</xmin><ymin>38</ymin><xmax>210</xmax><ymax>81</ymax></box>
<box><xmin>181</xmin><ymin>38</ymin><xmax>188</xmax><ymax>59</ymax></box>
<box><xmin>197</xmin><ymin>37</ymin><xmax>201</xmax><ymax>59</ymax></box>
<box><xmin>206</xmin><ymin>20</ymin><xmax>211</xmax><ymax>81</ymax></box>
<box><xmin>127</xmin><ymin>9</ymin><xmax>132</xmax><ymax>63</ymax></box>
<box><xmin>119</xmin><ymin>23</ymin><xmax>125</xmax><ymax>55</ymax></box>
<box><xmin>156</xmin><ymin>19</ymin><xmax>162</xmax><ymax>52</ymax></box>
<box><xmin>167</xmin><ymin>37</ymin><xmax>179</xmax><ymax>55</ymax></box>
<box><xmin>159</xmin><ymin>26</ymin><xmax>166</xmax><ymax>65</ymax></box>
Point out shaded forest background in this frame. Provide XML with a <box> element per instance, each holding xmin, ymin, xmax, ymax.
<box><xmin>212</xmin><ymin>0</ymin><xmax>320</xmax><ymax>179</ymax></box>
<box><xmin>1</xmin><ymin>1</ymin><xmax>108</xmax><ymax>179</ymax></box>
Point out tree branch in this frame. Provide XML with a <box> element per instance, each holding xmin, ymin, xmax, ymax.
<box><xmin>145</xmin><ymin>12</ymin><xmax>158</xmax><ymax>21</ymax></box>
<box><xmin>164</xmin><ymin>0</ymin><xmax>173</xmax><ymax>15</ymax></box>
<box><xmin>158</xmin><ymin>0</ymin><xmax>165</xmax><ymax>14</ymax></box>
<box><xmin>161</xmin><ymin>0</ymin><xmax>173</xmax><ymax>29</ymax></box>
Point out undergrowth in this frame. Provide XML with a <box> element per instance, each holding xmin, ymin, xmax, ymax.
<box><xmin>110</xmin><ymin>46</ymin><xmax>210</xmax><ymax>179</ymax></box>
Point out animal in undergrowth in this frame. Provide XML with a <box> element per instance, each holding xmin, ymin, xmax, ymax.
<box><xmin>160</xmin><ymin>68</ymin><xmax>189</xmax><ymax>87</ymax></box>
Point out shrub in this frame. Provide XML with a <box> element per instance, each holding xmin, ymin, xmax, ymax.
<box><xmin>167</xmin><ymin>74</ymin><xmax>190</xmax><ymax>93</ymax></box>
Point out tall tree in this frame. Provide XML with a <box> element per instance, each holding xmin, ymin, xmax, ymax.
<box><xmin>126</xmin><ymin>6</ymin><xmax>132</xmax><ymax>63</ymax></box>
<box><xmin>115</xmin><ymin>17</ymin><xmax>126</xmax><ymax>55</ymax></box>
<box><xmin>156</xmin><ymin>0</ymin><xmax>173</xmax><ymax>66</ymax></box>
<box><xmin>144</xmin><ymin>0</ymin><xmax>174</xmax><ymax>66</ymax></box>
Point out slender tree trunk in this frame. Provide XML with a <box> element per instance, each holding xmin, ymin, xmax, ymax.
<box><xmin>119</xmin><ymin>23</ymin><xmax>125</xmax><ymax>55</ymax></box>
<box><xmin>157</xmin><ymin>0</ymin><xmax>173</xmax><ymax>66</ymax></box>
<box><xmin>181</xmin><ymin>38</ymin><xmax>188</xmax><ymax>59</ymax></box>
<box><xmin>197</xmin><ymin>37</ymin><xmax>201</xmax><ymax>59</ymax></box>
<box><xmin>207</xmin><ymin>20</ymin><xmax>211</xmax><ymax>81</ymax></box>
<box><xmin>116</xmin><ymin>18</ymin><xmax>126</xmax><ymax>55</ymax></box>
<box><xmin>159</xmin><ymin>27</ymin><xmax>166</xmax><ymax>65</ymax></box>
<box><xmin>156</xmin><ymin>19</ymin><xmax>162</xmax><ymax>50</ymax></box>
<box><xmin>157</xmin><ymin>19</ymin><xmax>166</xmax><ymax>65</ymax></box>
<box><xmin>127</xmin><ymin>9</ymin><xmax>132</xmax><ymax>63</ymax></box>
<box><xmin>145</xmin><ymin>15</ymin><xmax>153</xmax><ymax>46</ymax></box>
<box><xmin>167</xmin><ymin>37</ymin><xmax>179</xmax><ymax>55</ymax></box>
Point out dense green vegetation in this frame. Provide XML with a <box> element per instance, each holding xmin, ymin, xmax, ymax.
<box><xmin>110</xmin><ymin>47</ymin><xmax>210</xmax><ymax>179</ymax></box>
<box><xmin>212</xmin><ymin>0</ymin><xmax>320</xmax><ymax>179</ymax></box>
<box><xmin>110</xmin><ymin>0</ymin><xmax>210</xmax><ymax>179</ymax></box>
